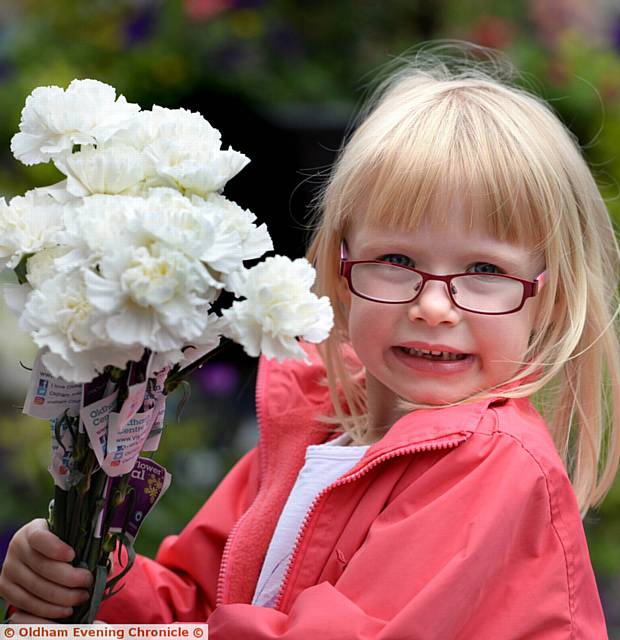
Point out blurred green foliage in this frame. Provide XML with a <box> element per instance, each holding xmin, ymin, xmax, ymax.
<box><xmin>0</xmin><ymin>0</ymin><xmax>619</xmax><ymax>220</ymax></box>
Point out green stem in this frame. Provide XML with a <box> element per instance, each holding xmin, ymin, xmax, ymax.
<box><xmin>164</xmin><ymin>339</ymin><xmax>230</xmax><ymax>394</ymax></box>
<box><xmin>12</xmin><ymin>253</ymin><xmax>34</xmax><ymax>285</ymax></box>
<box><xmin>67</xmin><ymin>451</ymin><xmax>96</xmax><ymax>551</ymax></box>
<box><xmin>83</xmin><ymin>471</ymin><xmax>109</xmax><ymax>573</ymax></box>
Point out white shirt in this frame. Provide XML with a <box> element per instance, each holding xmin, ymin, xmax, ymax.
<box><xmin>252</xmin><ymin>432</ymin><xmax>370</xmax><ymax>607</ymax></box>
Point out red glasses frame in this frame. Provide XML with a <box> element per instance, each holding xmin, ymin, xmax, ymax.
<box><xmin>339</xmin><ymin>241</ymin><xmax>545</xmax><ymax>315</ymax></box>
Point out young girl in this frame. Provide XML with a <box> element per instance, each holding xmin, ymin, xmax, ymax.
<box><xmin>1</xmin><ymin>49</ymin><xmax>619</xmax><ymax>638</ymax></box>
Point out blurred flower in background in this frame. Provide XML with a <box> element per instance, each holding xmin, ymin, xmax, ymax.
<box><xmin>527</xmin><ymin>0</ymin><xmax>608</xmax><ymax>48</ymax></box>
<box><xmin>196</xmin><ymin>361</ymin><xmax>240</xmax><ymax>395</ymax></box>
<box><xmin>184</xmin><ymin>0</ymin><xmax>232</xmax><ymax>22</ymax></box>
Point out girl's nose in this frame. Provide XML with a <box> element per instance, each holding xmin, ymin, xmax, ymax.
<box><xmin>407</xmin><ymin>280</ymin><xmax>460</xmax><ymax>326</ymax></box>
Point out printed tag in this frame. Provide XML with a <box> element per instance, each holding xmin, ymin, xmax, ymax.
<box><xmin>116</xmin><ymin>379</ymin><xmax>147</xmax><ymax>427</ymax></box>
<box><xmin>110</xmin><ymin>352</ymin><xmax>152</xmax><ymax>432</ymax></box>
<box><xmin>80</xmin><ymin>389</ymin><xmax>119</xmax><ymax>466</ymax></box>
<box><xmin>142</xmin><ymin>395</ymin><xmax>166</xmax><ymax>452</ymax></box>
<box><xmin>102</xmin><ymin>408</ymin><xmax>155</xmax><ymax>476</ymax></box>
<box><xmin>141</xmin><ymin>366</ymin><xmax>169</xmax><ymax>452</ymax></box>
<box><xmin>23</xmin><ymin>350</ymin><xmax>82</xmax><ymax>419</ymax></box>
<box><xmin>107</xmin><ymin>458</ymin><xmax>172</xmax><ymax>543</ymax></box>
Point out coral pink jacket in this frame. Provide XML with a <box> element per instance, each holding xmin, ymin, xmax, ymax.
<box><xmin>97</xmin><ymin>347</ymin><xmax>608</xmax><ymax>638</ymax></box>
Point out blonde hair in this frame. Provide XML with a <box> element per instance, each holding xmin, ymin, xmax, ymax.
<box><xmin>306</xmin><ymin>45</ymin><xmax>620</xmax><ymax>518</ymax></box>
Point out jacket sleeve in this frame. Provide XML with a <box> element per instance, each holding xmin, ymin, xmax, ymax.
<box><xmin>96</xmin><ymin>447</ymin><xmax>260</xmax><ymax>623</ymax></box>
<box><xmin>207</xmin><ymin>433</ymin><xmax>607</xmax><ymax>639</ymax></box>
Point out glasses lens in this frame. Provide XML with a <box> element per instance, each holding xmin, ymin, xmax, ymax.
<box><xmin>351</xmin><ymin>263</ymin><xmax>423</xmax><ymax>303</ymax></box>
<box><xmin>451</xmin><ymin>274</ymin><xmax>524</xmax><ymax>313</ymax></box>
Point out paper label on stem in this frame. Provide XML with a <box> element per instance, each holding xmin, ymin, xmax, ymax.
<box><xmin>107</xmin><ymin>458</ymin><xmax>172</xmax><ymax>543</ymax></box>
<box><xmin>102</xmin><ymin>407</ymin><xmax>155</xmax><ymax>476</ymax></box>
<box><xmin>24</xmin><ymin>350</ymin><xmax>82</xmax><ymax>419</ymax></box>
<box><xmin>141</xmin><ymin>366</ymin><xmax>169</xmax><ymax>452</ymax></box>
<box><xmin>81</xmin><ymin>390</ymin><xmax>120</xmax><ymax>465</ymax></box>
<box><xmin>142</xmin><ymin>395</ymin><xmax>166</xmax><ymax>451</ymax></box>
<box><xmin>117</xmin><ymin>380</ymin><xmax>148</xmax><ymax>426</ymax></box>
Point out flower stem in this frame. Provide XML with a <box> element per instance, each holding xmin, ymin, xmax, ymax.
<box><xmin>164</xmin><ymin>339</ymin><xmax>230</xmax><ymax>393</ymax></box>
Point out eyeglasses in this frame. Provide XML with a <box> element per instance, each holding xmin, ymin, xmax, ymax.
<box><xmin>339</xmin><ymin>242</ymin><xmax>545</xmax><ymax>315</ymax></box>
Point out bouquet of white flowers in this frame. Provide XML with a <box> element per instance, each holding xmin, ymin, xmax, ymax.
<box><xmin>1</xmin><ymin>79</ymin><xmax>333</xmax><ymax>622</ymax></box>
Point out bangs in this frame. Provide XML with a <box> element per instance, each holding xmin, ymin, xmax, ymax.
<box><xmin>338</xmin><ymin>85</ymin><xmax>550</xmax><ymax>250</ymax></box>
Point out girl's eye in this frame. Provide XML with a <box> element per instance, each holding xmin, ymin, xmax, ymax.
<box><xmin>467</xmin><ymin>262</ymin><xmax>504</xmax><ymax>274</ymax></box>
<box><xmin>378</xmin><ymin>254</ymin><xmax>414</xmax><ymax>267</ymax></box>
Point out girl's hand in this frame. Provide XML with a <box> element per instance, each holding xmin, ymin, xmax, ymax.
<box><xmin>8</xmin><ymin>610</ymin><xmax>58</xmax><ymax>624</ymax></box>
<box><xmin>0</xmin><ymin>518</ymin><xmax>93</xmax><ymax>619</ymax></box>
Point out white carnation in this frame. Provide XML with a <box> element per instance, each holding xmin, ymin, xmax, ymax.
<box><xmin>0</xmin><ymin>191</ymin><xmax>65</xmax><ymax>270</ymax></box>
<box><xmin>59</xmin><ymin>194</ymin><xmax>149</xmax><ymax>259</ymax></box>
<box><xmin>222</xmin><ymin>256</ymin><xmax>333</xmax><ymax>361</ymax></box>
<box><xmin>111</xmin><ymin>106</ymin><xmax>218</xmax><ymax>151</ymax></box>
<box><xmin>38</xmin><ymin>179</ymin><xmax>81</xmax><ymax>204</ymax></box>
<box><xmin>3</xmin><ymin>282</ymin><xmax>32</xmax><ymax>316</ymax></box>
<box><xmin>85</xmin><ymin>243</ymin><xmax>215</xmax><ymax>353</ymax></box>
<box><xmin>141</xmin><ymin>188</ymin><xmax>244</xmax><ymax>276</ymax></box>
<box><xmin>5</xmin><ymin>79</ymin><xmax>335</xmax><ymax>384</ymax></box>
<box><xmin>150</xmin><ymin>145</ymin><xmax>249</xmax><ymax>197</ymax></box>
<box><xmin>26</xmin><ymin>246</ymin><xmax>70</xmax><ymax>288</ymax></box>
<box><xmin>40</xmin><ymin>344</ymin><xmax>142</xmax><ymax>384</ymax></box>
<box><xmin>21</xmin><ymin>270</ymin><xmax>98</xmax><ymax>353</ymax></box>
<box><xmin>11</xmin><ymin>79</ymin><xmax>140</xmax><ymax>165</ymax></box>
<box><xmin>141</xmin><ymin>107</ymin><xmax>249</xmax><ymax>197</ymax></box>
<box><xmin>20</xmin><ymin>270</ymin><xmax>141</xmax><ymax>382</ymax></box>
<box><xmin>54</xmin><ymin>143</ymin><xmax>147</xmax><ymax>197</ymax></box>
<box><xmin>201</xmin><ymin>193</ymin><xmax>273</xmax><ymax>262</ymax></box>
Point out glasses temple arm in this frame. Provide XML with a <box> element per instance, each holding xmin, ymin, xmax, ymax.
<box><xmin>339</xmin><ymin>240</ymin><xmax>349</xmax><ymax>275</ymax></box>
<box><xmin>534</xmin><ymin>270</ymin><xmax>546</xmax><ymax>295</ymax></box>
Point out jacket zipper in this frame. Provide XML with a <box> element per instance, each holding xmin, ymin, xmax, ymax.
<box><xmin>217</xmin><ymin>359</ymin><xmax>471</xmax><ymax>608</ymax></box>
<box><xmin>216</xmin><ymin>359</ymin><xmax>270</xmax><ymax>606</ymax></box>
<box><xmin>272</xmin><ymin>434</ymin><xmax>470</xmax><ymax>612</ymax></box>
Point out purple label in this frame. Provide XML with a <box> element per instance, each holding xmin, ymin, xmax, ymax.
<box><xmin>107</xmin><ymin>457</ymin><xmax>171</xmax><ymax>543</ymax></box>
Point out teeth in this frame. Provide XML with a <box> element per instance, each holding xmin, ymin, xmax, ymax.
<box><xmin>403</xmin><ymin>347</ymin><xmax>466</xmax><ymax>361</ymax></box>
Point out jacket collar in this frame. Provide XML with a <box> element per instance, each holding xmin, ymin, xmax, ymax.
<box><xmin>257</xmin><ymin>343</ymin><xmax>515</xmax><ymax>453</ymax></box>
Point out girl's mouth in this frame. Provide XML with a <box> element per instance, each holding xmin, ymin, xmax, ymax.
<box><xmin>393</xmin><ymin>346</ymin><xmax>475</xmax><ymax>375</ymax></box>
<box><xmin>398</xmin><ymin>346</ymin><xmax>468</xmax><ymax>361</ymax></box>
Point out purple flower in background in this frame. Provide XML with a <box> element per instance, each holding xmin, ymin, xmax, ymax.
<box><xmin>612</xmin><ymin>14</ymin><xmax>620</xmax><ymax>51</ymax></box>
<box><xmin>213</xmin><ymin>41</ymin><xmax>254</xmax><ymax>71</ymax></box>
<box><xmin>0</xmin><ymin>59</ymin><xmax>13</xmax><ymax>82</ymax></box>
<box><xmin>196</xmin><ymin>361</ymin><xmax>240</xmax><ymax>395</ymax></box>
<box><xmin>123</xmin><ymin>7</ymin><xmax>158</xmax><ymax>47</ymax></box>
<box><xmin>267</xmin><ymin>24</ymin><xmax>304</xmax><ymax>58</ymax></box>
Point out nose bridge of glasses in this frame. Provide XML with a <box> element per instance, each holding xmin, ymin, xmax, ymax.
<box><xmin>414</xmin><ymin>272</ymin><xmax>455</xmax><ymax>302</ymax></box>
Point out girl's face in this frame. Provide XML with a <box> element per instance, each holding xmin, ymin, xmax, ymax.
<box><xmin>343</xmin><ymin>202</ymin><xmax>545</xmax><ymax>428</ymax></box>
